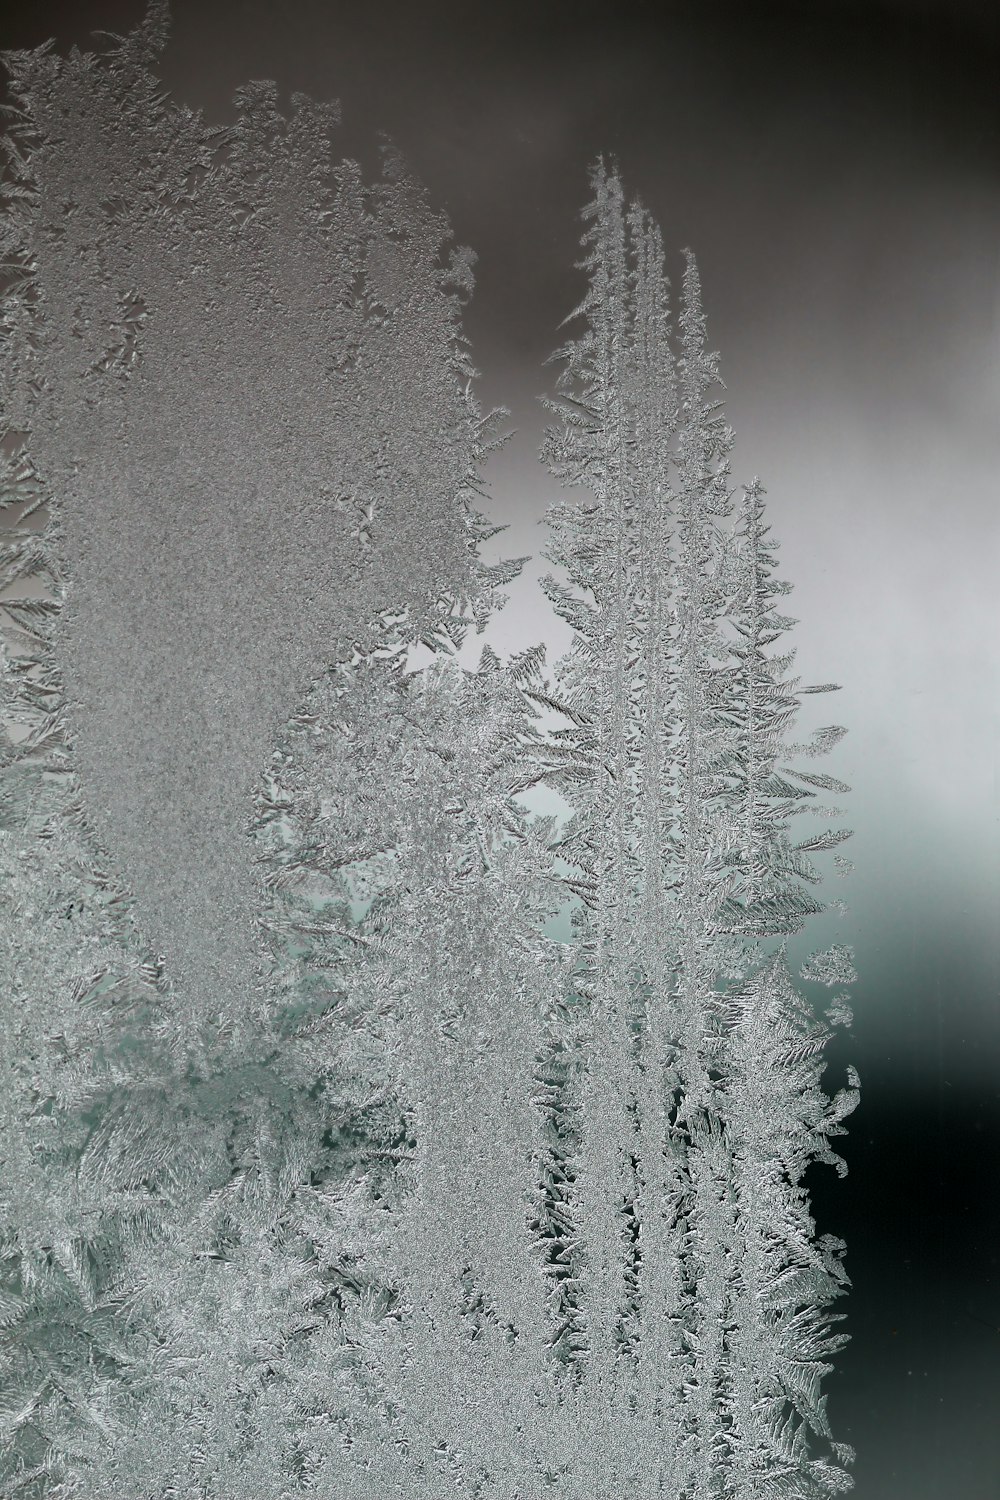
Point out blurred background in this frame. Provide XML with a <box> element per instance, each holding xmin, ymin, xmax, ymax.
<box><xmin>2</xmin><ymin>1</ymin><xmax>997</xmax><ymax>1492</ymax></box>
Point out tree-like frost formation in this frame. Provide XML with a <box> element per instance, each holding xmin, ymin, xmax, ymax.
<box><xmin>0</xmin><ymin>5</ymin><xmax>859</xmax><ymax>1496</ymax></box>
<box><xmin>0</xmin><ymin>4</ymin><xmax>513</xmax><ymax>1493</ymax></box>
<box><xmin>285</xmin><ymin>163</ymin><xmax>860</xmax><ymax>1499</ymax></box>
<box><xmin>0</xmin><ymin>0</ymin><xmax>503</xmax><ymax>1052</ymax></box>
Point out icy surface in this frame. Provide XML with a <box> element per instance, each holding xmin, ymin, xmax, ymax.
<box><xmin>1</xmin><ymin>2</ymin><xmax>496</xmax><ymax>1047</ymax></box>
<box><xmin>0</xmin><ymin>13</ymin><xmax>858</xmax><ymax>1496</ymax></box>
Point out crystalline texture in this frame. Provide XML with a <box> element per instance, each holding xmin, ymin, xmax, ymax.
<box><xmin>272</xmin><ymin>160</ymin><xmax>861</xmax><ymax>1500</ymax></box>
<box><xmin>511</xmin><ymin>158</ymin><xmax>858</xmax><ymax>1497</ymax></box>
<box><xmin>1</xmin><ymin>2</ymin><xmax>494</xmax><ymax>1050</ymax></box>
<box><xmin>0</xmin><ymin>6</ymin><xmax>510</xmax><ymax>1494</ymax></box>
<box><xmin>0</xmin><ymin>14</ymin><xmax>859</xmax><ymax>1493</ymax></box>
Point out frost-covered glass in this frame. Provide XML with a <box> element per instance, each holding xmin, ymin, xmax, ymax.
<box><xmin>0</xmin><ymin>10</ymin><xmax>857</xmax><ymax>1496</ymax></box>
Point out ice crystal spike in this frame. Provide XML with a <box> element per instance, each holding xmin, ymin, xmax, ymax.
<box><xmin>505</xmin><ymin>158</ymin><xmax>857</xmax><ymax>1498</ymax></box>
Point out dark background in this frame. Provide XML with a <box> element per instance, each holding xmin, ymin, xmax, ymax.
<box><xmin>3</xmin><ymin>2</ymin><xmax>998</xmax><ymax>1493</ymax></box>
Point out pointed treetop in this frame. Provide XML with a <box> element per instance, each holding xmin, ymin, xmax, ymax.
<box><xmin>679</xmin><ymin>247</ymin><xmax>711</xmax><ymax>369</ymax></box>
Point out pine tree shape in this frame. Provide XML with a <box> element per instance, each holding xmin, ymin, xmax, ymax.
<box><xmin>1</xmin><ymin>17</ymin><xmax>861</xmax><ymax>1485</ymax></box>
<box><xmin>526</xmin><ymin>158</ymin><xmax>858</xmax><ymax>1498</ymax></box>
<box><xmin>328</xmin><ymin>159</ymin><xmax>859</xmax><ymax>1499</ymax></box>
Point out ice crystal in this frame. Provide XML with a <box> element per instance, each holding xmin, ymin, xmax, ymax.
<box><xmin>0</xmin><ymin>0</ymin><xmax>503</xmax><ymax>1050</ymax></box>
<box><xmin>0</xmin><ymin>11</ymin><xmax>859</xmax><ymax>1492</ymax></box>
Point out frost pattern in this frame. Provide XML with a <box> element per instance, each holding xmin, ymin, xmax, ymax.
<box><xmin>296</xmin><ymin>160</ymin><xmax>859</xmax><ymax>1498</ymax></box>
<box><xmin>799</xmin><ymin>946</ymin><xmax>859</xmax><ymax>989</ymax></box>
<box><xmin>486</xmin><ymin>159</ymin><xmax>857</xmax><ymax>1498</ymax></box>
<box><xmin>0</xmin><ymin>0</ymin><xmax>505</xmax><ymax>1049</ymax></box>
<box><xmin>0</xmin><ymin>6</ymin><xmax>517</xmax><ymax>1495</ymax></box>
<box><xmin>0</xmin><ymin>13</ymin><xmax>859</xmax><ymax>1496</ymax></box>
